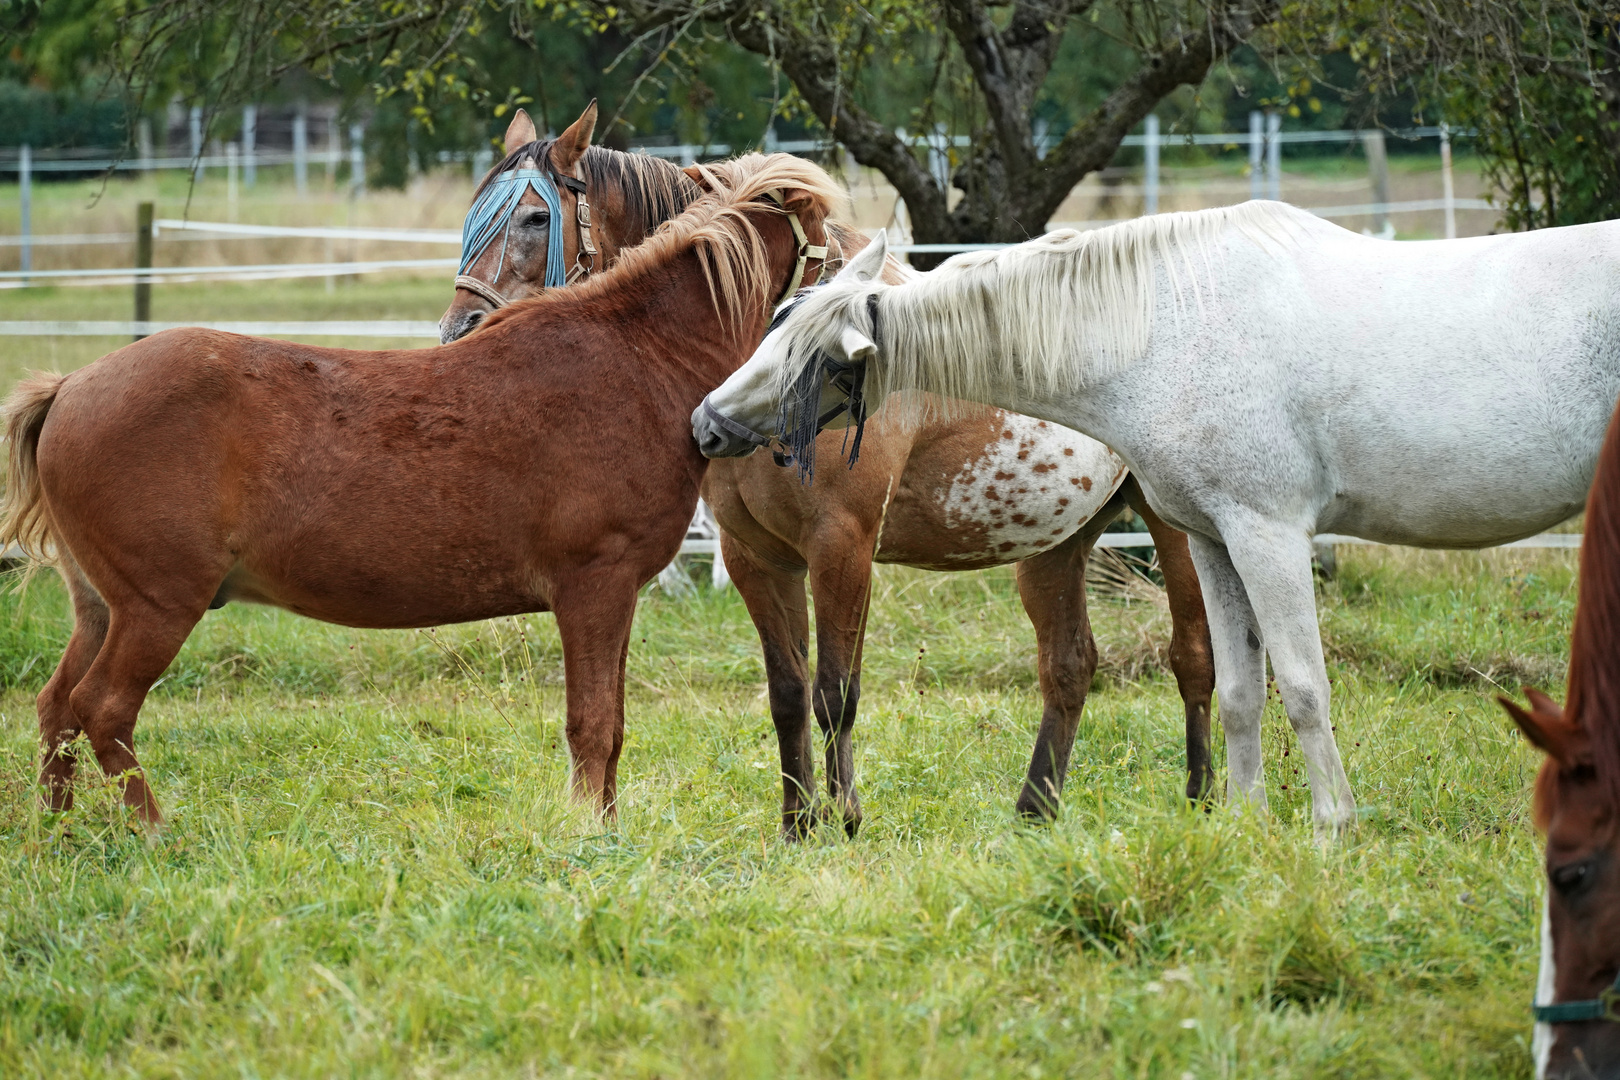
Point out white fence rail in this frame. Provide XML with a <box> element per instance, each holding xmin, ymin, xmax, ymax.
<box><xmin>0</xmin><ymin>320</ymin><xmax>442</xmax><ymax>337</ymax></box>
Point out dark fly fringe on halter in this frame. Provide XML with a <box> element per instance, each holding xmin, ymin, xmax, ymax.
<box><xmin>777</xmin><ymin>293</ymin><xmax>879</xmax><ymax>483</ymax></box>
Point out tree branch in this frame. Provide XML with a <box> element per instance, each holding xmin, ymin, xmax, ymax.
<box><xmin>1028</xmin><ymin>0</ymin><xmax>1276</xmax><ymax>218</ymax></box>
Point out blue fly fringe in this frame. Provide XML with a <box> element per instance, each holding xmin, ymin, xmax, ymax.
<box><xmin>458</xmin><ymin>167</ymin><xmax>566</xmax><ymax>289</ymax></box>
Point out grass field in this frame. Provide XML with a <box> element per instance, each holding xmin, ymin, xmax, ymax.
<box><xmin>0</xmin><ymin>159</ymin><xmax>1550</xmax><ymax>1077</ymax></box>
<box><xmin>0</xmin><ymin>542</ymin><xmax>1571</xmax><ymax>1078</ymax></box>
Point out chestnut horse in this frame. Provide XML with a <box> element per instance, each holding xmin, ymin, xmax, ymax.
<box><xmin>0</xmin><ymin>152</ymin><xmax>843</xmax><ymax>828</ymax></box>
<box><xmin>1504</xmin><ymin>402</ymin><xmax>1620</xmax><ymax>1079</ymax></box>
<box><xmin>447</xmin><ymin>105</ymin><xmax>1216</xmax><ymax>838</ymax></box>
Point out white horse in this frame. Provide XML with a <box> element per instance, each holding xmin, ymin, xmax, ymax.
<box><xmin>693</xmin><ymin>202</ymin><xmax>1620</xmax><ymax>833</ymax></box>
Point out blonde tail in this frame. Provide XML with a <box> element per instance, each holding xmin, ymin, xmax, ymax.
<box><xmin>0</xmin><ymin>372</ymin><xmax>66</xmax><ymax>571</ymax></box>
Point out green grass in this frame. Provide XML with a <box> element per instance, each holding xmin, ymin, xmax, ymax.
<box><xmin>0</xmin><ymin>544</ymin><xmax>1569</xmax><ymax>1078</ymax></box>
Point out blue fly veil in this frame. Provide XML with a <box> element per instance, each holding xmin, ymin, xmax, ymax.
<box><xmin>458</xmin><ymin>163</ymin><xmax>567</xmax><ymax>289</ymax></box>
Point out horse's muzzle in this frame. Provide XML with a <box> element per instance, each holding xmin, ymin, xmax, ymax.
<box><xmin>439</xmin><ymin>308</ymin><xmax>486</xmax><ymax>344</ymax></box>
<box><xmin>691</xmin><ymin>399</ymin><xmax>764</xmax><ymax>459</ymax></box>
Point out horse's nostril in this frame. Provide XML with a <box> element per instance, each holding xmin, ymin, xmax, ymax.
<box><xmin>440</xmin><ymin>310</ymin><xmax>485</xmax><ymax>344</ymax></box>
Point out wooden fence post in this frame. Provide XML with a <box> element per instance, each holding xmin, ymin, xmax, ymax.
<box><xmin>134</xmin><ymin>202</ymin><xmax>153</xmax><ymax>341</ymax></box>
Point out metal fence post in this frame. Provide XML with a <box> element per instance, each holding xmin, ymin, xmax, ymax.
<box><xmin>189</xmin><ymin>105</ymin><xmax>204</xmax><ymax>182</ymax></box>
<box><xmin>293</xmin><ymin>109</ymin><xmax>308</xmax><ymax>196</ymax></box>
<box><xmin>242</xmin><ymin>105</ymin><xmax>257</xmax><ymax>188</ymax></box>
<box><xmin>1361</xmin><ymin>129</ymin><xmax>1391</xmax><ymax>238</ymax></box>
<box><xmin>1248</xmin><ymin>111</ymin><xmax>1263</xmax><ymax>201</ymax></box>
<box><xmin>137</xmin><ymin>118</ymin><xmax>154</xmax><ymax>172</ymax></box>
<box><xmin>1266</xmin><ymin>111</ymin><xmax>1282</xmax><ymax>201</ymax></box>
<box><xmin>18</xmin><ymin>144</ymin><xmax>29</xmax><ymax>285</ymax></box>
<box><xmin>1143</xmin><ymin>114</ymin><xmax>1159</xmax><ymax>214</ymax></box>
<box><xmin>1440</xmin><ymin>123</ymin><xmax>1456</xmax><ymax>239</ymax></box>
<box><xmin>134</xmin><ymin>201</ymin><xmax>153</xmax><ymax>341</ymax></box>
<box><xmin>349</xmin><ymin>123</ymin><xmax>365</xmax><ymax>197</ymax></box>
<box><xmin>226</xmin><ymin>142</ymin><xmax>239</xmax><ymax>219</ymax></box>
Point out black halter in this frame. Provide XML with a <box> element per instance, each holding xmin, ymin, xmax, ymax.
<box><xmin>1536</xmin><ymin>968</ymin><xmax>1620</xmax><ymax>1024</ymax></box>
<box><xmin>773</xmin><ymin>292</ymin><xmax>880</xmax><ymax>481</ymax></box>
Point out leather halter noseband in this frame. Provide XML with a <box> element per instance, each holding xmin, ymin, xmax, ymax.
<box><xmin>1536</xmin><ymin>968</ymin><xmax>1620</xmax><ymax>1024</ymax></box>
<box><xmin>453</xmin><ymin>152</ymin><xmax>600</xmax><ymax>310</ymax></box>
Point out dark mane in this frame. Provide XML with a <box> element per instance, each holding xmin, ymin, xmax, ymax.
<box><xmin>1563</xmin><ymin>403</ymin><xmax>1620</xmax><ymax>808</ymax></box>
<box><xmin>476</xmin><ymin>140</ymin><xmax>701</xmax><ymax>236</ymax></box>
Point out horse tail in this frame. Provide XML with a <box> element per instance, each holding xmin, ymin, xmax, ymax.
<box><xmin>0</xmin><ymin>372</ymin><xmax>67</xmax><ymax>572</ymax></box>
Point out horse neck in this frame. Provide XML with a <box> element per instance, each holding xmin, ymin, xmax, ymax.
<box><xmin>593</xmin><ymin>208</ymin><xmax>800</xmax><ymax>406</ymax></box>
<box><xmin>586</xmin><ymin>148</ymin><xmax>702</xmax><ymax>264</ymax></box>
<box><xmin>1567</xmin><ymin>405</ymin><xmax>1620</xmax><ymax>802</ymax></box>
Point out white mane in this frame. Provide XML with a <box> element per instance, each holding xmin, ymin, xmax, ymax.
<box><xmin>772</xmin><ymin>200</ymin><xmax>1314</xmax><ymax>416</ymax></box>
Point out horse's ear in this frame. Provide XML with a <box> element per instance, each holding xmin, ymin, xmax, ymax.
<box><xmin>837</xmin><ymin>230</ymin><xmax>888</xmax><ymax>283</ymax></box>
<box><xmin>682</xmin><ymin>163</ymin><xmax>717</xmax><ymax>191</ymax></box>
<box><xmin>503</xmin><ymin>108</ymin><xmax>538</xmax><ymax>155</ymax></box>
<box><xmin>552</xmin><ymin>100</ymin><xmax>598</xmax><ymax>174</ymax></box>
<box><xmin>1502</xmin><ymin>689</ymin><xmax>1589</xmax><ymax>766</ymax></box>
<box><xmin>839</xmin><ymin>325</ymin><xmax>877</xmax><ymax>364</ymax></box>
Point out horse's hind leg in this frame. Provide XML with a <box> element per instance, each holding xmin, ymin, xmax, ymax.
<box><xmin>1012</xmin><ymin>492</ymin><xmax>1123</xmax><ymax>820</ymax></box>
<box><xmin>1126</xmin><ymin>482</ymin><xmax>1217</xmax><ymax>801</ymax></box>
<box><xmin>721</xmin><ymin>532</ymin><xmax>818</xmax><ymax>839</ymax></box>
<box><xmin>67</xmin><ymin>596</ymin><xmax>205</xmax><ymax>828</ymax></box>
<box><xmin>36</xmin><ymin>556</ymin><xmax>110</xmax><ymax>811</ymax></box>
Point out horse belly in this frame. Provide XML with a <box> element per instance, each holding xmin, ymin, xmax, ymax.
<box><xmin>879</xmin><ymin>412</ymin><xmax>1126</xmax><ymax>569</ymax></box>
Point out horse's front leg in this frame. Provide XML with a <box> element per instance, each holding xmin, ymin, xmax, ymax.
<box><xmin>553</xmin><ymin>574</ymin><xmax>641</xmax><ymax>817</ymax></box>
<box><xmin>807</xmin><ymin>522</ymin><xmax>879</xmax><ymax>837</ymax></box>
<box><xmin>719</xmin><ymin>531</ymin><xmax>818</xmax><ymax>839</ymax></box>
<box><xmin>1012</xmin><ymin>497</ymin><xmax>1122</xmax><ymax>820</ymax></box>
<box><xmin>1185</xmin><ymin>533</ymin><xmax>1269</xmax><ymax>814</ymax></box>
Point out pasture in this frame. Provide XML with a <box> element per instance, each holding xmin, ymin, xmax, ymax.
<box><xmin>0</xmin><ymin>541</ymin><xmax>1566</xmax><ymax>1077</ymax></box>
<box><xmin>0</xmin><ymin>151</ymin><xmax>1559</xmax><ymax>1077</ymax></box>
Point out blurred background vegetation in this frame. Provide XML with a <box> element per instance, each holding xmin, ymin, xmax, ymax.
<box><xmin>0</xmin><ymin>1</ymin><xmax>1615</xmax><ymax>230</ymax></box>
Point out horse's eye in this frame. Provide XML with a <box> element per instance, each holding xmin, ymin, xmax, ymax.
<box><xmin>522</xmin><ymin>210</ymin><xmax>550</xmax><ymax>228</ymax></box>
<box><xmin>1551</xmin><ymin>858</ymin><xmax>1595</xmax><ymax>896</ymax></box>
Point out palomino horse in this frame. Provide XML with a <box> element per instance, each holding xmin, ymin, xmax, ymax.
<box><xmin>1504</xmin><ymin>404</ymin><xmax>1620</xmax><ymax>1079</ymax></box>
<box><xmin>0</xmin><ymin>152</ymin><xmax>843</xmax><ymax>828</ymax></box>
<box><xmin>695</xmin><ymin>207</ymin><xmax>1620</xmax><ymax>836</ymax></box>
<box><xmin>446</xmin><ymin>110</ymin><xmax>1216</xmax><ymax>838</ymax></box>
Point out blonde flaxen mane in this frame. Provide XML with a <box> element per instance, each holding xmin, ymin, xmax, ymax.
<box><xmin>487</xmin><ymin>153</ymin><xmax>849</xmax><ymax>337</ymax></box>
<box><xmin>772</xmin><ymin>200</ymin><xmax>1311</xmax><ymax>417</ymax></box>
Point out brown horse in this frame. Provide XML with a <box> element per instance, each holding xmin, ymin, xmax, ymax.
<box><xmin>446</xmin><ymin>109</ymin><xmax>1216</xmax><ymax>838</ymax></box>
<box><xmin>1504</xmin><ymin>403</ymin><xmax>1620</xmax><ymax>1079</ymax></box>
<box><xmin>0</xmin><ymin>152</ymin><xmax>843</xmax><ymax>828</ymax></box>
<box><xmin>438</xmin><ymin>102</ymin><xmax>702</xmax><ymax>343</ymax></box>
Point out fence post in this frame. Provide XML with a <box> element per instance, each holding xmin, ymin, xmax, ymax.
<box><xmin>1361</xmin><ymin>129</ymin><xmax>1390</xmax><ymax>238</ymax></box>
<box><xmin>242</xmin><ymin>105</ymin><xmax>257</xmax><ymax>187</ymax></box>
<box><xmin>349</xmin><ymin>123</ymin><xmax>365</xmax><ymax>197</ymax></box>
<box><xmin>226</xmin><ymin>142</ymin><xmax>239</xmax><ymax>219</ymax></box>
<box><xmin>293</xmin><ymin>109</ymin><xmax>308</xmax><ymax>196</ymax></box>
<box><xmin>137</xmin><ymin>118</ymin><xmax>154</xmax><ymax>172</ymax></box>
<box><xmin>134</xmin><ymin>201</ymin><xmax>153</xmax><ymax>342</ymax></box>
<box><xmin>1266</xmin><ymin>111</ymin><xmax>1281</xmax><ymax>201</ymax></box>
<box><xmin>1142</xmin><ymin>114</ymin><xmax>1159</xmax><ymax>214</ymax></box>
<box><xmin>1440</xmin><ymin>123</ymin><xmax>1456</xmax><ymax>239</ymax></box>
<box><xmin>189</xmin><ymin>105</ymin><xmax>204</xmax><ymax>182</ymax></box>
<box><xmin>1248</xmin><ymin>111</ymin><xmax>1263</xmax><ymax>201</ymax></box>
<box><xmin>928</xmin><ymin>123</ymin><xmax>951</xmax><ymax>191</ymax></box>
<box><xmin>18</xmin><ymin>144</ymin><xmax>30</xmax><ymax>285</ymax></box>
<box><xmin>471</xmin><ymin>145</ymin><xmax>493</xmax><ymax>180</ymax></box>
